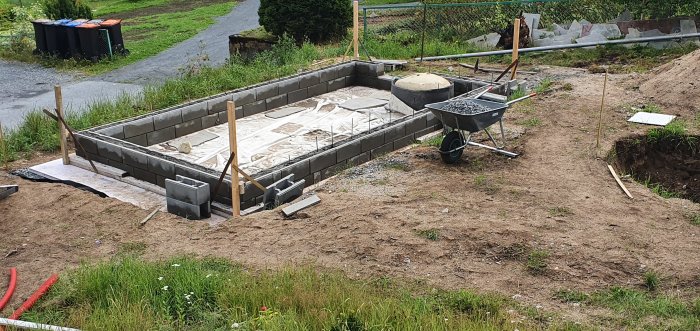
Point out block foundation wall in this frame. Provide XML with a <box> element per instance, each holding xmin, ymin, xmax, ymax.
<box><xmin>76</xmin><ymin>61</ymin><xmax>515</xmax><ymax>210</ymax></box>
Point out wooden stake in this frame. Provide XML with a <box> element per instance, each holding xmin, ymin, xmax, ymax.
<box><xmin>353</xmin><ymin>0</ymin><xmax>360</xmax><ymax>59</ymax></box>
<box><xmin>226</xmin><ymin>101</ymin><xmax>241</xmax><ymax>217</ymax></box>
<box><xmin>511</xmin><ymin>19</ymin><xmax>520</xmax><ymax>80</ymax></box>
<box><xmin>608</xmin><ymin>164</ymin><xmax>633</xmax><ymax>199</ymax></box>
<box><xmin>596</xmin><ymin>71</ymin><xmax>608</xmax><ymax>148</ymax></box>
<box><xmin>139</xmin><ymin>207</ymin><xmax>159</xmax><ymax>227</ymax></box>
<box><xmin>54</xmin><ymin>85</ymin><xmax>69</xmax><ymax>165</ymax></box>
<box><xmin>0</xmin><ymin>122</ymin><xmax>7</xmax><ymax>170</ymax></box>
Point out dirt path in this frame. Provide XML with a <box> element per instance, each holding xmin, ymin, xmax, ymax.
<box><xmin>0</xmin><ymin>67</ymin><xmax>698</xmax><ymax>327</ymax></box>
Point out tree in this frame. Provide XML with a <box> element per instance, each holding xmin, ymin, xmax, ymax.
<box><xmin>258</xmin><ymin>0</ymin><xmax>352</xmax><ymax>43</ymax></box>
<box><xmin>43</xmin><ymin>0</ymin><xmax>93</xmax><ymax>20</ymax></box>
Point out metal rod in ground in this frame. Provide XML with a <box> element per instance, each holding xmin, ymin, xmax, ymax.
<box><xmin>416</xmin><ymin>32</ymin><xmax>700</xmax><ymax>61</ymax></box>
<box><xmin>0</xmin><ymin>121</ymin><xmax>7</xmax><ymax>170</ymax></box>
<box><xmin>331</xmin><ymin>125</ymin><xmax>334</xmax><ymax>146</ymax></box>
<box><xmin>316</xmin><ymin>136</ymin><xmax>319</xmax><ymax>151</ymax></box>
<box><xmin>596</xmin><ymin>71</ymin><xmax>608</xmax><ymax>148</ymax></box>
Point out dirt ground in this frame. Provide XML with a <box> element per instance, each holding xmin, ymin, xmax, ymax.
<box><xmin>1</xmin><ymin>63</ymin><xmax>699</xmax><ymax>327</ymax></box>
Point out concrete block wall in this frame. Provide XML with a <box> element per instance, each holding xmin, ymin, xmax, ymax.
<box><xmin>90</xmin><ymin>61</ymin><xmax>373</xmax><ymax>147</ymax></box>
<box><xmin>77</xmin><ymin>60</ymin><xmax>512</xmax><ymax>212</ymax></box>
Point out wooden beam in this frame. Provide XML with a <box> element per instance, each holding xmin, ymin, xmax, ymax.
<box><xmin>459</xmin><ymin>63</ymin><xmax>536</xmax><ymax>74</ymax></box>
<box><xmin>608</xmin><ymin>164</ymin><xmax>633</xmax><ymax>199</ymax></box>
<box><xmin>511</xmin><ymin>19</ymin><xmax>520</xmax><ymax>80</ymax></box>
<box><xmin>353</xmin><ymin>0</ymin><xmax>360</xmax><ymax>59</ymax></box>
<box><xmin>54</xmin><ymin>85</ymin><xmax>69</xmax><ymax>165</ymax></box>
<box><xmin>226</xmin><ymin>101</ymin><xmax>241</xmax><ymax>217</ymax></box>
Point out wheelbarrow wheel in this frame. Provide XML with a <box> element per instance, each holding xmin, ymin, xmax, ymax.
<box><xmin>440</xmin><ymin>131</ymin><xmax>464</xmax><ymax>164</ymax></box>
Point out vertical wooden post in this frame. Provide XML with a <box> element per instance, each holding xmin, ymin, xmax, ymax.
<box><xmin>0</xmin><ymin>121</ymin><xmax>7</xmax><ymax>170</ymax></box>
<box><xmin>54</xmin><ymin>85</ymin><xmax>69</xmax><ymax>165</ymax></box>
<box><xmin>511</xmin><ymin>19</ymin><xmax>520</xmax><ymax>80</ymax></box>
<box><xmin>226</xmin><ymin>101</ymin><xmax>241</xmax><ymax>217</ymax></box>
<box><xmin>353</xmin><ymin>0</ymin><xmax>360</xmax><ymax>59</ymax></box>
<box><xmin>596</xmin><ymin>71</ymin><xmax>608</xmax><ymax>149</ymax></box>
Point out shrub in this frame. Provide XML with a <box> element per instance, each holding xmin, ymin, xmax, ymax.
<box><xmin>258</xmin><ymin>0</ymin><xmax>352</xmax><ymax>43</ymax></box>
<box><xmin>43</xmin><ymin>0</ymin><xmax>93</xmax><ymax>20</ymax></box>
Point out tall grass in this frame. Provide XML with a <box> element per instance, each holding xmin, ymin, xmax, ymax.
<box><xmin>23</xmin><ymin>257</ymin><xmax>526</xmax><ymax>331</ymax></box>
<box><xmin>0</xmin><ymin>38</ymin><xmax>323</xmax><ymax>162</ymax></box>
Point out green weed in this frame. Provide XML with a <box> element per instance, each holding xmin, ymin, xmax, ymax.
<box><xmin>420</xmin><ymin>134</ymin><xmax>444</xmax><ymax>147</ymax></box>
<box><xmin>643</xmin><ymin>270</ymin><xmax>660</xmax><ymax>292</ymax></box>
<box><xmin>642</xmin><ymin>177</ymin><xmax>679</xmax><ymax>199</ymax></box>
<box><xmin>416</xmin><ymin>228</ymin><xmax>439</xmax><ymax>241</ymax></box>
<box><xmin>688</xmin><ymin>213</ymin><xmax>700</xmax><ymax>226</ymax></box>
<box><xmin>519</xmin><ymin>117</ymin><xmax>541</xmax><ymax>128</ymax></box>
<box><xmin>554</xmin><ymin>289</ymin><xmax>589</xmax><ymax>303</ymax></box>
<box><xmin>526</xmin><ymin>249</ymin><xmax>549</xmax><ymax>274</ymax></box>
<box><xmin>644</xmin><ymin>103</ymin><xmax>663</xmax><ymax>113</ymax></box>
<box><xmin>534</xmin><ymin>78</ymin><xmax>553</xmax><ymax>94</ymax></box>
<box><xmin>562</xmin><ymin>83</ymin><xmax>573</xmax><ymax>91</ymax></box>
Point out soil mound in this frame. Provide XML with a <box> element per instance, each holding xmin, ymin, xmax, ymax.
<box><xmin>640</xmin><ymin>49</ymin><xmax>700</xmax><ymax>111</ymax></box>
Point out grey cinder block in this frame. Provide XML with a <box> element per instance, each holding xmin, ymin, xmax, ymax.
<box><xmin>255</xmin><ymin>83</ymin><xmax>279</xmax><ymax>101</ymax></box>
<box><xmin>309</xmin><ymin>150</ymin><xmax>336</xmax><ymax>173</ymax></box>
<box><xmin>383</xmin><ymin>123</ymin><xmax>405</xmax><ymax>142</ymax></box>
<box><xmin>336</xmin><ymin>140</ymin><xmax>362</xmax><ymax>162</ymax></box>
<box><xmin>201</xmin><ymin>113</ymin><xmax>221</xmax><ymax>129</ymax></box>
<box><xmin>278</xmin><ymin>78</ymin><xmax>300</xmax><ymax>94</ymax></box>
<box><xmin>154</xmin><ymin>109</ymin><xmax>183</xmax><ymax>130</ymax></box>
<box><xmin>98</xmin><ymin>125</ymin><xmax>125</xmax><ymax>139</ymax></box>
<box><xmin>232</xmin><ymin>89</ymin><xmax>255</xmax><ymax>106</ymax></box>
<box><xmin>175</xmin><ymin>119</ymin><xmax>202</xmax><ymax>137</ymax></box>
<box><xmin>148</xmin><ymin>156</ymin><xmax>176</xmax><ymax>179</ymax></box>
<box><xmin>132</xmin><ymin>167</ymin><xmax>157</xmax><ymax>184</ymax></box>
<box><xmin>96</xmin><ymin>140</ymin><xmax>123</xmax><ymax>161</ymax></box>
<box><xmin>322</xmin><ymin>161</ymin><xmax>347</xmax><ymax>180</ymax></box>
<box><xmin>328</xmin><ymin>77</ymin><xmax>346</xmax><ymax>92</ymax></box>
<box><xmin>243</xmin><ymin>100</ymin><xmax>266</xmax><ymax>117</ymax></box>
<box><xmin>125</xmin><ymin>134</ymin><xmax>148</xmax><ymax>146</ymax></box>
<box><xmin>207</xmin><ymin>94</ymin><xmax>232</xmax><ymax>114</ymax></box>
<box><xmin>166</xmin><ymin>175</ymin><xmax>211</xmax><ymax>205</ymax></box>
<box><xmin>147</xmin><ymin>127</ymin><xmax>176</xmax><ymax>146</ymax></box>
<box><xmin>166</xmin><ymin>197</ymin><xmax>211</xmax><ymax>220</ymax></box>
<box><xmin>299</xmin><ymin>72</ymin><xmax>320</xmax><ymax>89</ymax></box>
<box><xmin>348</xmin><ymin>152</ymin><xmax>370</xmax><ymax>166</ymax></box>
<box><xmin>361</xmin><ymin>132</ymin><xmax>384</xmax><ymax>152</ymax></box>
<box><xmin>280</xmin><ymin>160</ymin><xmax>310</xmax><ymax>180</ymax></box>
<box><xmin>75</xmin><ymin>135</ymin><xmax>98</xmax><ymax>154</ymax></box>
<box><xmin>376</xmin><ymin>76</ymin><xmax>393</xmax><ymax>90</ymax></box>
<box><xmin>108</xmin><ymin>159</ymin><xmax>133</xmax><ymax>174</ymax></box>
<box><xmin>404</xmin><ymin>115</ymin><xmax>428</xmax><ymax>134</ymax></box>
<box><xmin>319</xmin><ymin>68</ymin><xmax>339</xmax><ymax>83</ymax></box>
<box><xmin>288</xmin><ymin>89</ymin><xmax>308</xmax><ymax>104</ymax></box>
<box><xmin>307</xmin><ymin>83</ymin><xmax>328</xmax><ymax>97</ymax></box>
<box><xmin>181</xmin><ymin>102</ymin><xmax>208</xmax><ymax>122</ymax></box>
<box><xmin>122</xmin><ymin>148</ymin><xmax>149</xmax><ymax>170</ymax></box>
<box><xmin>266</xmin><ymin>94</ymin><xmax>287</xmax><ymax>110</ymax></box>
<box><xmin>123</xmin><ymin>117</ymin><xmax>154</xmax><ymax>138</ymax></box>
<box><xmin>338</xmin><ymin>62</ymin><xmax>355</xmax><ymax>77</ymax></box>
<box><xmin>393</xmin><ymin>135</ymin><xmax>416</xmax><ymax>150</ymax></box>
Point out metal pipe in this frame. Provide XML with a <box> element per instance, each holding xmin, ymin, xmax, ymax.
<box><xmin>0</xmin><ymin>318</ymin><xmax>80</xmax><ymax>331</ymax></box>
<box><xmin>416</xmin><ymin>33</ymin><xmax>700</xmax><ymax>61</ymax></box>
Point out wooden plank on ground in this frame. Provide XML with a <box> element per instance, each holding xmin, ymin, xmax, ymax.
<box><xmin>607</xmin><ymin>164</ymin><xmax>633</xmax><ymax>199</ymax></box>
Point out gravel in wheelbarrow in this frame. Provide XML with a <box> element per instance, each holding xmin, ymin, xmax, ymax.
<box><xmin>441</xmin><ymin>99</ymin><xmax>492</xmax><ymax>115</ymax></box>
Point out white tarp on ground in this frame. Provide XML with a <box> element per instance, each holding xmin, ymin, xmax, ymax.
<box><xmin>148</xmin><ymin>87</ymin><xmax>401</xmax><ymax>176</ymax></box>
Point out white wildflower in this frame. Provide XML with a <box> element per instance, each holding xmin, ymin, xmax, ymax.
<box><xmin>231</xmin><ymin>322</ymin><xmax>240</xmax><ymax>329</ymax></box>
<box><xmin>158</xmin><ymin>277</ymin><xmax>164</xmax><ymax>281</ymax></box>
<box><xmin>171</xmin><ymin>264</ymin><xmax>181</xmax><ymax>267</ymax></box>
<box><xmin>162</xmin><ymin>286</ymin><xmax>169</xmax><ymax>291</ymax></box>
<box><xmin>206</xmin><ymin>274</ymin><xmax>213</xmax><ymax>278</ymax></box>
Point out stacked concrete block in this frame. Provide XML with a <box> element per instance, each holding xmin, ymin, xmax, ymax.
<box><xmin>262</xmin><ymin>174</ymin><xmax>304</xmax><ymax>208</ymax></box>
<box><xmin>166</xmin><ymin>175</ymin><xmax>211</xmax><ymax>220</ymax></box>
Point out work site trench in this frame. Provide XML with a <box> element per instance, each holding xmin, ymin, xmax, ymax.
<box><xmin>615</xmin><ymin>134</ymin><xmax>700</xmax><ymax>202</ymax></box>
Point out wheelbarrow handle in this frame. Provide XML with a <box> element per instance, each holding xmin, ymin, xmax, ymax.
<box><xmin>506</xmin><ymin>92</ymin><xmax>537</xmax><ymax>106</ymax></box>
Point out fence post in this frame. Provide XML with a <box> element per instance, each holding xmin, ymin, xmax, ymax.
<box><xmin>511</xmin><ymin>19</ymin><xmax>521</xmax><ymax>79</ymax></box>
<box><xmin>353</xmin><ymin>0</ymin><xmax>360</xmax><ymax>59</ymax></box>
<box><xmin>420</xmin><ymin>2</ymin><xmax>428</xmax><ymax>61</ymax></box>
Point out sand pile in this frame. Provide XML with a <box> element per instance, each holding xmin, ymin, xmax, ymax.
<box><xmin>640</xmin><ymin>49</ymin><xmax>700</xmax><ymax>111</ymax></box>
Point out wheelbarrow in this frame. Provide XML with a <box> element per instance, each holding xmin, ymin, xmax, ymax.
<box><xmin>425</xmin><ymin>92</ymin><xmax>535</xmax><ymax>164</ymax></box>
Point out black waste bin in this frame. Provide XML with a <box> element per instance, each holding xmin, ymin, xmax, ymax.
<box><xmin>65</xmin><ymin>19</ymin><xmax>87</xmax><ymax>59</ymax></box>
<box><xmin>51</xmin><ymin>19</ymin><xmax>72</xmax><ymax>57</ymax></box>
<box><xmin>77</xmin><ymin>23</ymin><xmax>102</xmax><ymax>61</ymax></box>
<box><xmin>43</xmin><ymin>20</ymin><xmax>60</xmax><ymax>55</ymax></box>
<box><xmin>31</xmin><ymin>19</ymin><xmax>53</xmax><ymax>54</ymax></box>
<box><xmin>99</xmin><ymin>19</ymin><xmax>126</xmax><ymax>54</ymax></box>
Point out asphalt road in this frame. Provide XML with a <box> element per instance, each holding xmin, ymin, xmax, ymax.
<box><xmin>0</xmin><ymin>0</ymin><xmax>260</xmax><ymax>130</ymax></box>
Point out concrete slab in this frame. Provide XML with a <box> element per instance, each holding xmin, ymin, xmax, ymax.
<box><xmin>282</xmin><ymin>194</ymin><xmax>320</xmax><ymax>217</ymax></box>
<box><xmin>170</xmin><ymin>131</ymin><xmax>218</xmax><ymax>147</ymax></box>
<box><xmin>339</xmin><ymin>97</ymin><xmax>388</xmax><ymax>110</ymax></box>
<box><xmin>266</xmin><ymin>106</ymin><xmax>306</xmax><ymax>119</ymax></box>
<box><xmin>628</xmin><ymin>112</ymin><xmax>676</xmax><ymax>126</ymax></box>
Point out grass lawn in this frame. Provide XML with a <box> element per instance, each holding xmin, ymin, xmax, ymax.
<box><xmin>0</xmin><ymin>0</ymin><xmax>237</xmax><ymax>74</ymax></box>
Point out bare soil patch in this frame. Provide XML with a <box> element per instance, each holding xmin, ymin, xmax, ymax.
<box><xmin>1</xmin><ymin>65</ymin><xmax>699</xmax><ymax>328</ymax></box>
<box><xmin>640</xmin><ymin>49</ymin><xmax>700</xmax><ymax>112</ymax></box>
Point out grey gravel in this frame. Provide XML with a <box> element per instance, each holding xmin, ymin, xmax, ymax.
<box><xmin>441</xmin><ymin>99</ymin><xmax>492</xmax><ymax>114</ymax></box>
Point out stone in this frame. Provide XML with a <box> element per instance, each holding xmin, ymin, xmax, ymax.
<box><xmin>282</xmin><ymin>194</ymin><xmax>320</xmax><ymax>217</ymax></box>
<box><xmin>339</xmin><ymin>97</ymin><xmax>388</xmax><ymax>110</ymax></box>
<box><xmin>178</xmin><ymin>142</ymin><xmax>192</xmax><ymax>154</ymax></box>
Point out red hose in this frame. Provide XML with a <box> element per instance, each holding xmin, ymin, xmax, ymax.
<box><xmin>0</xmin><ymin>268</ymin><xmax>17</xmax><ymax>311</ymax></box>
<box><xmin>8</xmin><ymin>274</ymin><xmax>58</xmax><ymax>320</ymax></box>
